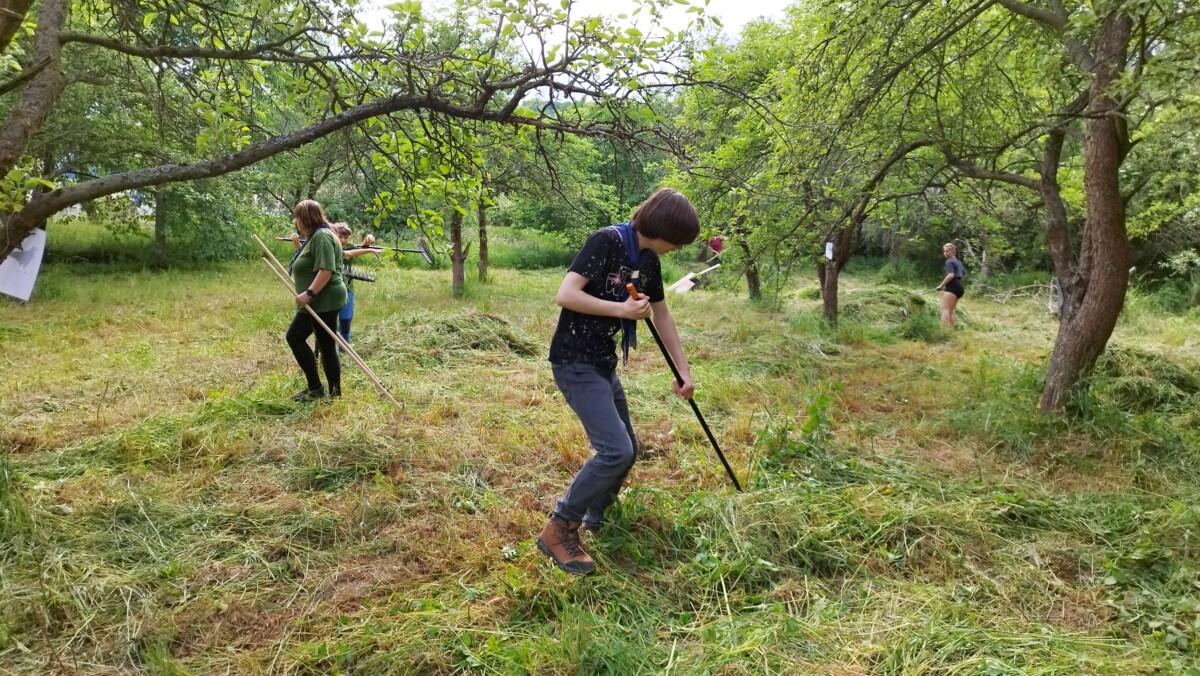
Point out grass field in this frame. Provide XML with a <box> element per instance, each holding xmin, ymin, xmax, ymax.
<box><xmin>2</xmin><ymin>226</ymin><xmax>1199</xmax><ymax>674</ymax></box>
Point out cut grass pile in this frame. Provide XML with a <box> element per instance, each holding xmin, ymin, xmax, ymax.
<box><xmin>354</xmin><ymin>310</ymin><xmax>540</xmax><ymax>368</ymax></box>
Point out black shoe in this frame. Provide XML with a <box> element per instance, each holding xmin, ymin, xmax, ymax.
<box><xmin>292</xmin><ymin>386</ymin><xmax>325</xmax><ymax>402</ymax></box>
<box><xmin>328</xmin><ymin>387</ymin><xmax>342</xmax><ymax>399</ymax></box>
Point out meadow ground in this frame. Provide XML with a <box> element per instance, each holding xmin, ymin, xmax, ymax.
<box><xmin>2</xmin><ymin>226</ymin><xmax>1199</xmax><ymax>674</ymax></box>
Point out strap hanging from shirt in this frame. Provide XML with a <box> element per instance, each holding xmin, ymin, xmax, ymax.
<box><xmin>611</xmin><ymin>221</ymin><xmax>649</xmax><ymax>365</ymax></box>
<box><xmin>286</xmin><ymin>224</ymin><xmax>330</xmax><ymax>275</ymax></box>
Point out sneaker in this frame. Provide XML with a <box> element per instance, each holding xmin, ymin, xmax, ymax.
<box><xmin>291</xmin><ymin>386</ymin><xmax>325</xmax><ymax>402</ymax></box>
<box><xmin>536</xmin><ymin>516</ymin><xmax>596</xmax><ymax>575</ymax></box>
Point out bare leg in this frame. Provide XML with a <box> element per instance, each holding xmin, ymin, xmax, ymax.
<box><xmin>941</xmin><ymin>291</ymin><xmax>958</xmax><ymax>327</ymax></box>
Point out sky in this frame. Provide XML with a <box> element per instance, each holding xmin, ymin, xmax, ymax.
<box><xmin>360</xmin><ymin>0</ymin><xmax>793</xmax><ymax>43</ymax></box>
<box><xmin>566</xmin><ymin>0</ymin><xmax>790</xmax><ymax>39</ymax></box>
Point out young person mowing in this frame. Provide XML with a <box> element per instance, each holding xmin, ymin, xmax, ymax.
<box><xmin>538</xmin><ymin>188</ymin><xmax>700</xmax><ymax>575</ymax></box>
<box><xmin>330</xmin><ymin>223</ymin><xmax>379</xmax><ymax>346</ymax></box>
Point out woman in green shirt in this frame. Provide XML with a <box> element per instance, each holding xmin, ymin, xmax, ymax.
<box><xmin>285</xmin><ymin>200</ymin><xmax>348</xmax><ymax>401</ymax></box>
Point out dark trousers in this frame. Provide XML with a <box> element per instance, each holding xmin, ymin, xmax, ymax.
<box><xmin>551</xmin><ymin>362</ymin><xmax>638</xmax><ymax>528</ymax></box>
<box><xmin>286</xmin><ymin>309</ymin><xmax>341</xmax><ymax>393</ymax></box>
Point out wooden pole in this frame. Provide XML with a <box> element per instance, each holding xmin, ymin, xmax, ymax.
<box><xmin>252</xmin><ymin>235</ymin><xmax>401</xmax><ymax>408</ymax></box>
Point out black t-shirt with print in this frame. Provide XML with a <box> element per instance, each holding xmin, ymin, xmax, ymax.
<box><xmin>549</xmin><ymin>227</ymin><xmax>665</xmax><ymax>370</ymax></box>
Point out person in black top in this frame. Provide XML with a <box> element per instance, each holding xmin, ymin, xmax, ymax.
<box><xmin>537</xmin><ymin>188</ymin><xmax>701</xmax><ymax>575</ymax></box>
<box><xmin>936</xmin><ymin>242</ymin><xmax>966</xmax><ymax>327</ymax></box>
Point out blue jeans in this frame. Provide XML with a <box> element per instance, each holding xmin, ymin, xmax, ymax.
<box><xmin>337</xmin><ymin>291</ymin><xmax>355</xmax><ymax>344</ymax></box>
<box><xmin>551</xmin><ymin>362</ymin><xmax>638</xmax><ymax>527</ymax></box>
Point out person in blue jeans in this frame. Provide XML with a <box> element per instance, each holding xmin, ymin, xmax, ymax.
<box><xmin>331</xmin><ymin>223</ymin><xmax>379</xmax><ymax>346</ymax></box>
<box><xmin>537</xmin><ymin>188</ymin><xmax>701</xmax><ymax>575</ymax></box>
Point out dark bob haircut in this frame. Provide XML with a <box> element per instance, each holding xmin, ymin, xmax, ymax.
<box><xmin>631</xmin><ymin>188</ymin><xmax>700</xmax><ymax>246</ymax></box>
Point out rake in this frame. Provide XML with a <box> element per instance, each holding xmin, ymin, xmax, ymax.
<box><xmin>276</xmin><ymin>237</ymin><xmax>435</xmax><ymax>266</ymax></box>
<box><xmin>666</xmin><ymin>263</ymin><xmax>721</xmax><ymax>294</ymax></box>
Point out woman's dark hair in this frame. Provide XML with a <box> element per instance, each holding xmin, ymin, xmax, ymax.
<box><xmin>631</xmin><ymin>188</ymin><xmax>700</xmax><ymax>245</ymax></box>
<box><xmin>294</xmin><ymin>200</ymin><xmax>330</xmax><ymax>235</ymax></box>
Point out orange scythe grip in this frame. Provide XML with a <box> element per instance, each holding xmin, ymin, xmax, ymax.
<box><xmin>625</xmin><ymin>283</ymin><xmax>641</xmax><ymax>300</ymax></box>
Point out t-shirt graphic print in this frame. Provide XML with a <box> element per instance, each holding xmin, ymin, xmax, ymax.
<box><xmin>549</xmin><ymin>227</ymin><xmax>665</xmax><ymax>371</ymax></box>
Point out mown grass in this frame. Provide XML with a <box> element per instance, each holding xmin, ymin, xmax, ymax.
<box><xmin>1</xmin><ymin>224</ymin><xmax>1199</xmax><ymax>673</ymax></box>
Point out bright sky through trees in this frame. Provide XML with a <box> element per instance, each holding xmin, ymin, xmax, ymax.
<box><xmin>568</xmin><ymin>0</ymin><xmax>788</xmax><ymax>37</ymax></box>
<box><xmin>360</xmin><ymin>0</ymin><xmax>791</xmax><ymax>41</ymax></box>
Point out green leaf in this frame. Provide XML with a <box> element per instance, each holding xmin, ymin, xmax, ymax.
<box><xmin>142</xmin><ymin>12</ymin><xmax>158</xmax><ymax>29</ymax></box>
<box><xmin>22</xmin><ymin>177</ymin><xmax>54</xmax><ymax>190</ymax></box>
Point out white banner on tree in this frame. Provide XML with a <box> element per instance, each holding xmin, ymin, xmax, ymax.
<box><xmin>0</xmin><ymin>228</ymin><xmax>47</xmax><ymax>302</ymax></box>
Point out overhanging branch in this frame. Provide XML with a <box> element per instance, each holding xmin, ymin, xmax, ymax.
<box><xmin>59</xmin><ymin>30</ymin><xmax>357</xmax><ymax>64</ymax></box>
<box><xmin>27</xmin><ymin>89</ymin><xmax>635</xmax><ymax>217</ymax></box>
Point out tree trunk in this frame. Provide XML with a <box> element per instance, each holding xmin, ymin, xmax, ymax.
<box><xmin>153</xmin><ymin>185</ymin><xmax>168</xmax><ymax>266</ymax></box>
<box><xmin>820</xmin><ymin>222</ymin><xmax>858</xmax><ymax>324</ymax></box>
<box><xmin>0</xmin><ymin>0</ymin><xmax>66</xmax><ymax>178</ymax></box>
<box><xmin>817</xmin><ymin>140</ymin><xmax>928</xmax><ymax>323</ymax></box>
<box><xmin>1040</xmin><ymin>13</ymin><xmax>1133</xmax><ymax>412</ymax></box>
<box><xmin>886</xmin><ymin>230</ymin><xmax>904</xmax><ymax>267</ymax></box>
<box><xmin>822</xmin><ymin>262</ymin><xmax>841</xmax><ymax>324</ymax></box>
<box><xmin>735</xmin><ymin>237</ymin><xmax>760</xmax><ymax>301</ymax></box>
<box><xmin>477</xmin><ymin>202</ymin><xmax>489</xmax><ymax>283</ymax></box>
<box><xmin>0</xmin><ymin>0</ymin><xmax>67</xmax><ymax>258</ymax></box>
<box><xmin>961</xmin><ymin>236</ymin><xmax>990</xmax><ymax>281</ymax></box>
<box><xmin>0</xmin><ymin>0</ymin><xmax>34</xmax><ymax>56</ymax></box>
<box><xmin>1040</xmin><ymin>129</ymin><xmax>1078</xmax><ymax>310</ymax></box>
<box><xmin>450</xmin><ymin>210</ymin><xmax>465</xmax><ymax>297</ymax></box>
<box><xmin>977</xmin><ymin>233</ymin><xmax>990</xmax><ymax>280</ymax></box>
<box><xmin>729</xmin><ymin>216</ymin><xmax>761</xmax><ymax>301</ymax></box>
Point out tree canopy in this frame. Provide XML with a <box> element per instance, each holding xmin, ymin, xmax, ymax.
<box><xmin>3</xmin><ymin>0</ymin><xmax>1200</xmax><ymax>412</ymax></box>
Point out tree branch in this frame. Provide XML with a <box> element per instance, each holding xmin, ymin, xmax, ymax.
<box><xmin>941</xmin><ymin>148</ymin><xmax>1042</xmax><ymax>191</ymax></box>
<box><xmin>993</xmin><ymin>0</ymin><xmax>1065</xmax><ymax>30</ymax></box>
<box><xmin>994</xmin><ymin>0</ymin><xmax>1095</xmax><ymax>70</ymax></box>
<box><xmin>17</xmin><ymin>86</ymin><xmax>634</xmax><ymax>227</ymax></box>
<box><xmin>58</xmin><ymin>31</ymin><xmax>357</xmax><ymax>64</ymax></box>
<box><xmin>0</xmin><ymin>57</ymin><xmax>50</xmax><ymax>97</ymax></box>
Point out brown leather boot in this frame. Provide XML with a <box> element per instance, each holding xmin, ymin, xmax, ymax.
<box><xmin>536</xmin><ymin>516</ymin><xmax>596</xmax><ymax>575</ymax></box>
